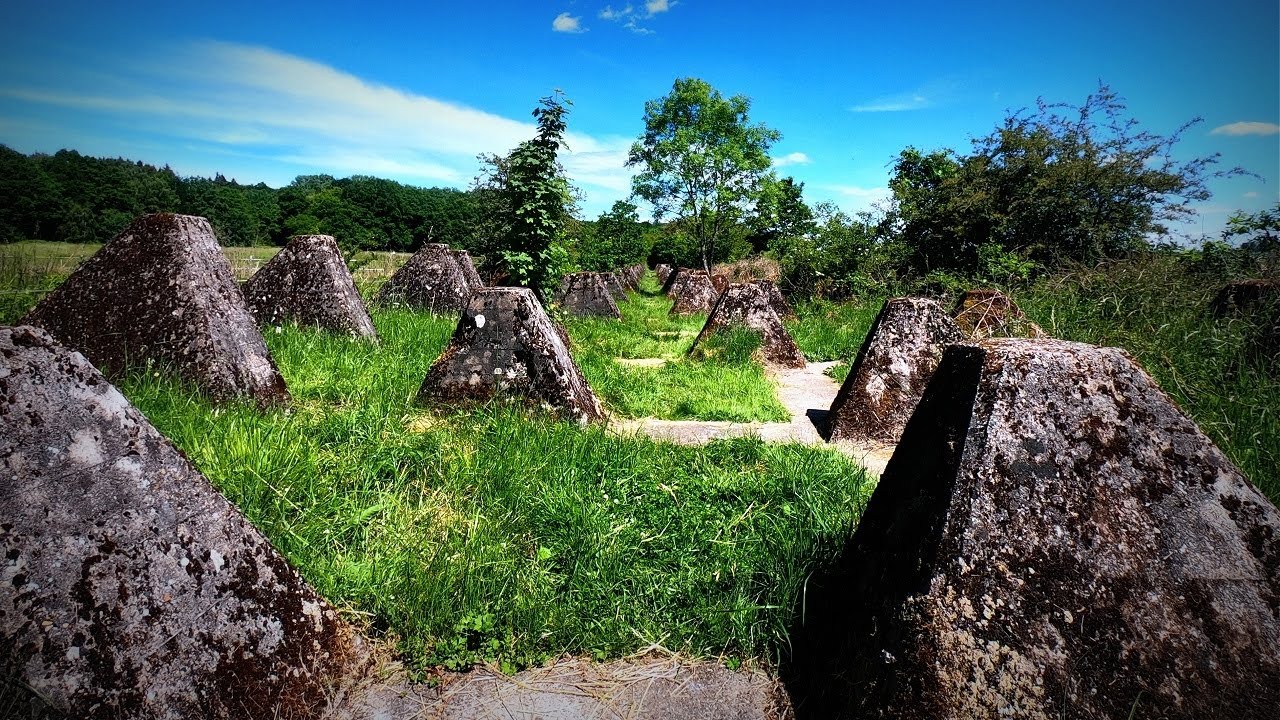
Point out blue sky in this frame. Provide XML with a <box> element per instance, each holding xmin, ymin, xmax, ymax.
<box><xmin>1</xmin><ymin>0</ymin><xmax>1276</xmax><ymax>239</ymax></box>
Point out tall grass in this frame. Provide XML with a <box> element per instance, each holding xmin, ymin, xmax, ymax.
<box><xmin>119</xmin><ymin>312</ymin><xmax>874</xmax><ymax>672</ymax></box>
<box><xmin>1015</xmin><ymin>254</ymin><xmax>1279</xmax><ymax>502</ymax></box>
<box><xmin>568</xmin><ymin>282</ymin><xmax>790</xmax><ymax>422</ymax></box>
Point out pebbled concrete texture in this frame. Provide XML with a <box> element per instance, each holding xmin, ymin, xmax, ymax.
<box><xmin>827</xmin><ymin>297</ymin><xmax>965</xmax><ymax>445</ymax></box>
<box><xmin>243</xmin><ymin>234</ymin><xmax>378</xmax><ymax>340</ymax></box>
<box><xmin>417</xmin><ymin>288</ymin><xmax>605</xmax><ymax>423</ymax></box>
<box><xmin>374</xmin><ymin>244</ymin><xmax>477</xmax><ymax>314</ymax></box>
<box><xmin>689</xmin><ymin>283</ymin><xmax>806</xmax><ymax>368</ymax></box>
<box><xmin>667</xmin><ymin>270</ymin><xmax>720</xmax><ymax>315</ymax></box>
<box><xmin>0</xmin><ymin>326</ymin><xmax>368</xmax><ymax>719</ymax></box>
<box><xmin>21</xmin><ymin>213</ymin><xmax>289</xmax><ymax>406</ymax></box>
<box><xmin>555</xmin><ymin>273</ymin><xmax>621</xmax><ymax>319</ymax></box>
<box><xmin>793</xmin><ymin>337</ymin><xmax>1280</xmax><ymax>719</ymax></box>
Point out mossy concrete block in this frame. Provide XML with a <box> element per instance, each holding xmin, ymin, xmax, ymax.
<box><xmin>690</xmin><ymin>283</ymin><xmax>805</xmax><ymax>368</ymax></box>
<box><xmin>417</xmin><ymin>288</ymin><xmax>605</xmax><ymax>422</ymax></box>
<box><xmin>21</xmin><ymin>213</ymin><xmax>288</xmax><ymax>406</ymax></box>
<box><xmin>555</xmin><ymin>273</ymin><xmax>621</xmax><ymax>318</ymax></box>
<box><xmin>373</xmin><ymin>243</ymin><xmax>474</xmax><ymax>313</ymax></box>
<box><xmin>0</xmin><ymin>326</ymin><xmax>368</xmax><ymax>719</ymax></box>
<box><xmin>668</xmin><ymin>270</ymin><xmax>720</xmax><ymax>315</ymax></box>
<box><xmin>830</xmin><ymin>338</ymin><xmax>1280</xmax><ymax>718</ymax></box>
<box><xmin>243</xmin><ymin>234</ymin><xmax>377</xmax><ymax>340</ymax></box>
<box><xmin>828</xmin><ymin>297</ymin><xmax>965</xmax><ymax>444</ymax></box>
<box><xmin>953</xmin><ymin>288</ymin><xmax>1045</xmax><ymax>340</ymax></box>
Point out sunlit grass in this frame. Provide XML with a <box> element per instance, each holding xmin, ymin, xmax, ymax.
<box><xmin>119</xmin><ymin>309</ymin><xmax>874</xmax><ymax>672</ymax></box>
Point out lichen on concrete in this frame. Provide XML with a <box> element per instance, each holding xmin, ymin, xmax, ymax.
<box><xmin>0</xmin><ymin>326</ymin><xmax>369</xmax><ymax>719</ymax></box>
<box><xmin>689</xmin><ymin>283</ymin><xmax>805</xmax><ymax>368</ymax></box>
<box><xmin>827</xmin><ymin>297</ymin><xmax>965</xmax><ymax>444</ymax></box>
<box><xmin>373</xmin><ymin>243</ymin><xmax>476</xmax><ymax>313</ymax></box>
<box><xmin>21</xmin><ymin>213</ymin><xmax>289</xmax><ymax>406</ymax></box>
<box><xmin>814</xmin><ymin>337</ymin><xmax>1280</xmax><ymax>719</ymax></box>
<box><xmin>243</xmin><ymin>234</ymin><xmax>378</xmax><ymax>340</ymax></box>
<box><xmin>416</xmin><ymin>288</ymin><xmax>605</xmax><ymax>422</ymax></box>
<box><xmin>668</xmin><ymin>270</ymin><xmax>721</xmax><ymax>315</ymax></box>
<box><xmin>555</xmin><ymin>272</ymin><xmax>621</xmax><ymax>318</ymax></box>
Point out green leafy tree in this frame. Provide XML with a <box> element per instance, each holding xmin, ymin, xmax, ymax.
<box><xmin>888</xmin><ymin>84</ymin><xmax>1244</xmax><ymax>277</ymax></box>
<box><xmin>628</xmin><ymin>77</ymin><xmax>780</xmax><ymax>272</ymax></box>
<box><xmin>576</xmin><ymin>200</ymin><xmax>648</xmax><ymax>271</ymax></box>
<box><xmin>748</xmin><ymin>176</ymin><xmax>815</xmax><ymax>253</ymax></box>
<box><xmin>472</xmin><ymin>93</ymin><xmax>576</xmax><ymax>298</ymax></box>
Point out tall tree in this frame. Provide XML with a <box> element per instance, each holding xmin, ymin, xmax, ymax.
<box><xmin>628</xmin><ymin>78</ymin><xmax>780</xmax><ymax>272</ymax></box>
<box><xmin>472</xmin><ymin>93</ymin><xmax>576</xmax><ymax>298</ymax></box>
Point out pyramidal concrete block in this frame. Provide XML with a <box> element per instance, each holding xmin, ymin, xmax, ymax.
<box><xmin>555</xmin><ymin>273</ymin><xmax>621</xmax><ymax>318</ymax></box>
<box><xmin>373</xmin><ymin>243</ymin><xmax>475</xmax><ymax>313</ymax></box>
<box><xmin>416</xmin><ymin>288</ymin><xmax>605</xmax><ymax>422</ymax></box>
<box><xmin>21</xmin><ymin>213</ymin><xmax>288</xmax><ymax>406</ymax></box>
<box><xmin>827</xmin><ymin>297</ymin><xmax>965</xmax><ymax>444</ymax></box>
<box><xmin>0</xmin><ymin>326</ymin><xmax>369</xmax><ymax>719</ymax></box>
<box><xmin>689</xmin><ymin>283</ymin><xmax>805</xmax><ymax>368</ymax></box>
<box><xmin>243</xmin><ymin>234</ymin><xmax>378</xmax><ymax>340</ymax></box>
<box><xmin>823</xmin><ymin>338</ymin><xmax>1280</xmax><ymax>718</ymax></box>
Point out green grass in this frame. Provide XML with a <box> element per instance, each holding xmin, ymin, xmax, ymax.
<box><xmin>118</xmin><ymin>310</ymin><xmax>874</xmax><ymax>672</ymax></box>
<box><xmin>567</xmin><ymin>279</ymin><xmax>790</xmax><ymax>422</ymax></box>
<box><xmin>1014</xmin><ymin>255</ymin><xmax>1279</xmax><ymax>502</ymax></box>
<box><xmin>786</xmin><ymin>297</ymin><xmax>882</xmax><ymax>362</ymax></box>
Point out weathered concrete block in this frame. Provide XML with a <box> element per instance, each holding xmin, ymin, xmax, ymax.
<box><xmin>827</xmin><ymin>297</ymin><xmax>965</xmax><ymax>444</ymax></box>
<box><xmin>668</xmin><ymin>270</ymin><xmax>720</xmax><ymax>315</ymax></box>
<box><xmin>689</xmin><ymin>283</ymin><xmax>805</xmax><ymax>368</ymax></box>
<box><xmin>0</xmin><ymin>326</ymin><xmax>368</xmax><ymax>719</ymax></box>
<box><xmin>710</xmin><ymin>273</ymin><xmax>730</xmax><ymax>294</ymax></box>
<box><xmin>449</xmin><ymin>248</ymin><xmax>485</xmax><ymax>293</ymax></box>
<box><xmin>243</xmin><ymin>234</ymin><xmax>378</xmax><ymax>340</ymax></box>
<box><xmin>602</xmin><ymin>272</ymin><xmax>628</xmax><ymax>302</ymax></box>
<box><xmin>417</xmin><ymin>288</ymin><xmax>605</xmax><ymax>422</ymax></box>
<box><xmin>555</xmin><ymin>273</ymin><xmax>621</xmax><ymax>318</ymax></box>
<box><xmin>1211</xmin><ymin>279</ymin><xmax>1279</xmax><ymax>317</ymax></box>
<box><xmin>825</xmin><ymin>338</ymin><xmax>1280</xmax><ymax>719</ymax></box>
<box><xmin>751</xmin><ymin>279</ymin><xmax>794</xmax><ymax>319</ymax></box>
<box><xmin>655</xmin><ymin>264</ymin><xmax>673</xmax><ymax>285</ymax></box>
<box><xmin>952</xmin><ymin>288</ymin><xmax>1046</xmax><ymax>339</ymax></box>
<box><xmin>373</xmin><ymin>243</ymin><xmax>474</xmax><ymax>313</ymax></box>
<box><xmin>21</xmin><ymin>213</ymin><xmax>288</xmax><ymax>406</ymax></box>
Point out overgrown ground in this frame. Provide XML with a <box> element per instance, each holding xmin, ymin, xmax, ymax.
<box><xmin>117</xmin><ymin>307</ymin><xmax>875</xmax><ymax>673</ymax></box>
<box><xmin>2</xmin><ymin>241</ymin><xmax>1277</xmax><ymax>677</ymax></box>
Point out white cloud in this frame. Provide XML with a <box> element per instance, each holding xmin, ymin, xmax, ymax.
<box><xmin>1210</xmin><ymin>121</ymin><xmax>1280</xmax><ymax>136</ymax></box>
<box><xmin>850</xmin><ymin>92</ymin><xmax>931</xmax><ymax>113</ymax></box>
<box><xmin>772</xmin><ymin>152</ymin><xmax>811</xmax><ymax>168</ymax></box>
<box><xmin>819</xmin><ymin>184</ymin><xmax>892</xmax><ymax>215</ymax></box>
<box><xmin>0</xmin><ymin>41</ymin><xmax>636</xmax><ymax>212</ymax></box>
<box><xmin>600</xmin><ymin>2</ymin><xmax>659</xmax><ymax>33</ymax></box>
<box><xmin>599</xmin><ymin>4</ymin><xmax>633</xmax><ymax>20</ymax></box>
<box><xmin>1245</xmin><ymin>191</ymin><xmax>1260</xmax><ymax>198</ymax></box>
<box><xmin>552</xmin><ymin>12</ymin><xmax>585</xmax><ymax>33</ymax></box>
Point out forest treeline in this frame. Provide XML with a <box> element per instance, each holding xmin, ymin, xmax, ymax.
<box><xmin>0</xmin><ymin>145</ymin><xmax>489</xmax><ymax>251</ymax></box>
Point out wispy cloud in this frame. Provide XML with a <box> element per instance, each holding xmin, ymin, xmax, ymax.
<box><xmin>552</xmin><ymin>12</ymin><xmax>585</xmax><ymax>33</ymax></box>
<box><xmin>599</xmin><ymin>4</ymin><xmax>632</xmax><ymax>20</ymax></box>
<box><xmin>0</xmin><ymin>41</ymin><xmax>634</xmax><ymax>209</ymax></box>
<box><xmin>1210</xmin><ymin>121</ymin><xmax>1280</xmax><ymax>136</ymax></box>
<box><xmin>598</xmin><ymin>0</ymin><xmax>666</xmax><ymax>33</ymax></box>
<box><xmin>1244</xmin><ymin>191</ymin><xmax>1260</xmax><ymax>198</ymax></box>
<box><xmin>645</xmin><ymin>0</ymin><xmax>671</xmax><ymax>16</ymax></box>
<box><xmin>819</xmin><ymin>184</ymin><xmax>892</xmax><ymax>215</ymax></box>
<box><xmin>850</xmin><ymin>92</ymin><xmax>931</xmax><ymax>113</ymax></box>
<box><xmin>772</xmin><ymin>151</ymin><xmax>811</xmax><ymax>168</ymax></box>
